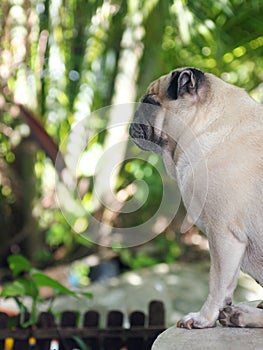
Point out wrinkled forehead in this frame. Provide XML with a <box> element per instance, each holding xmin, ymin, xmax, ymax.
<box><xmin>146</xmin><ymin>72</ymin><xmax>172</xmax><ymax>97</ymax></box>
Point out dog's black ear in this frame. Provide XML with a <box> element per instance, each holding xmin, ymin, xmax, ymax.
<box><xmin>167</xmin><ymin>68</ymin><xmax>204</xmax><ymax>100</ymax></box>
<box><xmin>166</xmin><ymin>71</ymin><xmax>180</xmax><ymax>100</ymax></box>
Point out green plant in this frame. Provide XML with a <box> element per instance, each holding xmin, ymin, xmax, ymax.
<box><xmin>71</xmin><ymin>336</ymin><xmax>91</xmax><ymax>350</ymax></box>
<box><xmin>1</xmin><ymin>254</ymin><xmax>92</xmax><ymax>328</ymax></box>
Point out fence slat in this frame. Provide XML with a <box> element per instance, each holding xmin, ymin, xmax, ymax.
<box><xmin>59</xmin><ymin>311</ymin><xmax>79</xmax><ymax>350</ymax></box>
<box><xmin>83</xmin><ymin>311</ymin><xmax>99</xmax><ymax>328</ymax></box>
<box><xmin>127</xmin><ymin>311</ymin><xmax>146</xmax><ymax>350</ymax></box>
<box><xmin>13</xmin><ymin>312</ymin><xmax>31</xmax><ymax>350</ymax></box>
<box><xmin>103</xmin><ymin>311</ymin><xmax>124</xmax><ymax>350</ymax></box>
<box><xmin>37</xmin><ymin>312</ymin><xmax>56</xmax><ymax>350</ymax></box>
<box><xmin>38</xmin><ymin>312</ymin><xmax>56</xmax><ymax>328</ymax></box>
<box><xmin>0</xmin><ymin>313</ymin><xmax>9</xmax><ymax>350</ymax></box>
<box><xmin>0</xmin><ymin>301</ymin><xmax>166</xmax><ymax>350</ymax></box>
<box><xmin>60</xmin><ymin>311</ymin><xmax>78</xmax><ymax>327</ymax></box>
<box><xmin>83</xmin><ymin>311</ymin><xmax>100</xmax><ymax>350</ymax></box>
<box><xmin>146</xmin><ymin>301</ymin><xmax>165</xmax><ymax>350</ymax></box>
<box><xmin>148</xmin><ymin>300</ymin><xmax>165</xmax><ymax>327</ymax></box>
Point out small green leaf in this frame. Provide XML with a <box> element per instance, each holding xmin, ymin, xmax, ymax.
<box><xmin>7</xmin><ymin>254</ymin><xmax>32</xmax><ymax>276</ymax></box>
<box><xmin>1</xmin><ymin>278</ymin><xmax>39</xmax><ymax>299</ymax></box>
<box><xmin>71</xmin><ymin>336</ymin><xmax>91</xmax><ymax>350</ymax></box>
<box><xmin>78</xmin><ymin>292</ymin><xmax>93</xmax><ymax>299</ymax></box>
<box><xmin>32</xmin><ymin>272</ymin><xmax>76</xmax><ymax>296</ymax></box>
<box><xmin>1</xmin><ymin>281</ymin><xmax>26</xmax><ymax>297</ymax></box>
<box><xmin>17</xmin><ymin>277</ymin><xmax>39</xmax><ymax>299</ymax></box>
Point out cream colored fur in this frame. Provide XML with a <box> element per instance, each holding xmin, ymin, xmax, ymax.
<box><xmin>132</xmin><ymin>68</ymin><xmax>263</xmax><ymax>328</ymax></box>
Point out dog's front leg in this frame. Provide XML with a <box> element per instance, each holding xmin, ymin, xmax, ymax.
<box><xmin>177</xmin><ymin>231</ymin><xmax>246</xmax><ymax>329</ymax></box>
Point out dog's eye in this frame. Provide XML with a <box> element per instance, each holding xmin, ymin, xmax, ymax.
<box><xmin>141</xmin><ymin>95</ymin><xmax>161</xmax><ymax>106</ymax></box>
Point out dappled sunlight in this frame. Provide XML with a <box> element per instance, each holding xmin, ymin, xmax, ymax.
<box><xmin>182</xmin><ymin>227</ymin><xmax>209</xmax><ymax>251</ymax></box>
<box><xmin>153</xmin><ymin>263</ymin><xmax>170</xmax><ymax>274</ymax></box>
<box><xmin>237</xmin><ymin>272</ymin><xmax>263</xmax><ymax>302</ymax></box>
<box><xmin>171</xmin><ymin>0</ymin><xmax>193</xmax><ymax>44</ymax></box>
<box><xmin>124</xmin><ymin>272</ymin><xmax>143</xmax><ymax>286</ymax></box>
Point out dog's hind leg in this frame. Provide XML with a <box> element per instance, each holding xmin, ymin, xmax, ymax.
<box><xmin>219</xmin><ymin>303</ymin><xmax>263</xmax><ymax>328</ymax></box>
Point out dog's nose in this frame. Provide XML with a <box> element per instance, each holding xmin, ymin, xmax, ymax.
<box><xmin>141</xmin><ymin>95</ymin><xmax>161</xmax><ymax>106</ymax></box>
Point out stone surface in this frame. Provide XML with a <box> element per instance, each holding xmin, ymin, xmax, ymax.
<box><xmin>152</xmin><ymin>326</ymin><xmax>263</xmax><ymax>350</ymax></box>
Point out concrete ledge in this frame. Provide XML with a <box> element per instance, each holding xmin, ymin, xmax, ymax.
<box><xmin>152</xmin><ymin>326</ymin><xmax>263</xmax><ymax>350</ymax></box>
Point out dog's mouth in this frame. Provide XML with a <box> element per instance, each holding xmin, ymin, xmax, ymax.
<box><xmin>129</xmin><ymin>121</ymin><xmax>167</xmax><ymax>153</ymax></box>
<box><xmin>129</xmin><ymin>122</ymin><xmax>152</xmax><ymax>141</ymax></box>
<box><xmin>129</xmin><ymin>98</ymin><xmax>169</xmax><ymax>154</ymax></box>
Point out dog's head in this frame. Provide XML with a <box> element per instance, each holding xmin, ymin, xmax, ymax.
<box><xmin>129</xmin><ymin>67</ymin><xmax>210</xmax><ymax>156</ymax></box>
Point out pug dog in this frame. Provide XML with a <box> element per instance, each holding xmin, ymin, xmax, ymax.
<box><xmin>129</xmin><ymin>67</ymin><xmax>263</xmax><ymax>329</ymax></box>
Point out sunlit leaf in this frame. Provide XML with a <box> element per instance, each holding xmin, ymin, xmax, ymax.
<box><xmin>1</xmin><ymin>281</ymin><xmax>26</xmax><ymax>297</ymax></box>
<box><xmin>7</xmin><ymin>254</ymin><xmax>32</xmax><ymax>276</ymax></box>
<box><xmin>32</xmin><ymin>271</ymin><xmax>76</xmax><ymax>296</ymax></box>
<box><xmin>17</xmin><ymin>277</ymin><xmax>39</xmax><ymax>299</ymax></box>
<box><xmin>78</xmin><ymin>292</ymin><xmax>93</xmax><ymax>299</ymax></box>
<box><xmin>71</xmin><ymin>336</ymin><xmax>91</xmax><ymax>350</ymax></box>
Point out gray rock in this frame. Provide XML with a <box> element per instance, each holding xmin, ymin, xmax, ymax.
<box><xmin>152</xmin><ymin>326</ymin><xmax>263</xmax><ymax>350</ymax></box>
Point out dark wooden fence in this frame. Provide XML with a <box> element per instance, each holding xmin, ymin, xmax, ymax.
<box><xmin>0</xmin><ymin>300</ymin><xmax>165</xmax><ymax>350</ymax></box>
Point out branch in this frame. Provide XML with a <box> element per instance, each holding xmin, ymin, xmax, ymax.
<box><xmin>18</xmin><ymin>104</ymin><xmax>65</xmax><ymax>173</ymax></box>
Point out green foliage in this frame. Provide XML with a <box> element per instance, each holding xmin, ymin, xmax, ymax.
<box><xmin>117</xmin><ymin>157</ymin><xmax>163</xmax><ymax>227</ymax></box>
<box><xmin>118</xmin><ymin>233</ymin><xmax>181</xmax><ymax>270</ymax></box>
<box><xmin>71</xmin><ymin>336</ymin><xmax>91</xmax><ymax>350</ymax></box>
<box><xmin>7</xmin><ymin>254</ymin><xmax>32</xmax><ymax>277</ymax></box>
<box><xmin>1</xmin><ymin>254</ymin><xmax>92</xmax><ymax>327</ymax></box>
<box><xmin>118</xmin><ymin>247</ymin><xmax>155</xmax><ymax>270</ymax></box>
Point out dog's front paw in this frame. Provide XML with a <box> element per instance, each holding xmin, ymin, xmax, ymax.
<box><xmin>177</xmin><ymin>312</ymin><xmax>217</xmax><ymax>329</ymax></box>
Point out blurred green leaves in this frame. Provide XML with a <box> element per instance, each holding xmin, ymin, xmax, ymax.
<box><xmin>1</xmin><ymin>254</ymin><xmax>92</xmax><ymax>327</ymax></box>
<box><xmin>7</xmin><ymin>254</ymin><xmax>32</xmax><ymax>277</ymax></box>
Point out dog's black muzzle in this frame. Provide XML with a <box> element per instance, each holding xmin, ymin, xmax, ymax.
<box><xmin>129</xmin><ymin>103</ymin><xmax>166</xmax><ymax>154</ymax></box>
